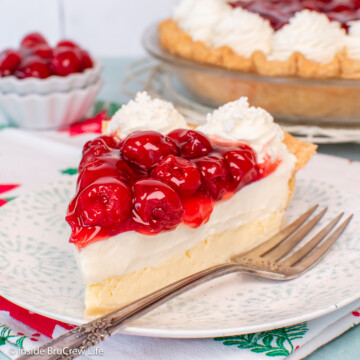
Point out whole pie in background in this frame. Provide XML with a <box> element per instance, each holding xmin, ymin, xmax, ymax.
<box><xmin>159</xmin><ymin>0</ymin><xmax>360</xmax><ymax>79</ymax></box>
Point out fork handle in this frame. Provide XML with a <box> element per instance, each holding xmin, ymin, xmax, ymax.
<box><xmin>18</xmin><ymin>263</ymin><xmax>241</xmax><ymax>360</ymax></box>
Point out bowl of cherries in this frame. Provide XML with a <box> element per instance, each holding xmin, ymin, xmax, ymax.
<box><xmin>0</xmin><ymin>32</ymin><xmax>102</xmax><ymax>129</ymax></box>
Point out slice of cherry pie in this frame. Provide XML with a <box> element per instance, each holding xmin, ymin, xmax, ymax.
<box><xmin>66</xmin><ymin>92</ymin><xmax>316</xmax><ymax>317</ymax></box>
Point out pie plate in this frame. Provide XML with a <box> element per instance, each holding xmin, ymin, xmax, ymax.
<box><xmin>143</xmin><ymin>23</ymin><xmax>360</xmax><ymax>127</ymax></box>
<box><xmin>0</xmin><ymin>154</ymin><xmax>359</xmax><ymax>338</ymax></box>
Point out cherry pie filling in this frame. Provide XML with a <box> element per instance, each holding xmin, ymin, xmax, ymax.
<box><xmin>66</xmin><ymin>129</ymin><xmax>280</xmax><ymax>249</ymax></box>
<box><xmin>229</xmin><ymin>0</ymin><xmax>360</xmax><ymax>30</ymax></box>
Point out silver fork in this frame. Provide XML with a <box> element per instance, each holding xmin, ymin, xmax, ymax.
<box><xmin>19</xmin><ymin>205</ymin><xmax>353</xmax><ymax>360</ymax></box>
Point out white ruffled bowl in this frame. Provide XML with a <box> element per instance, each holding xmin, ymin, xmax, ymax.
<box><xmin>0</xmin><ymin>60</ymin><xmax>102</xmax><ymax>95</ymax></box>
<box><xmin>0</xmin><ymin>79</ymin><xmax>103</xmax><ymax>129</ymax></box>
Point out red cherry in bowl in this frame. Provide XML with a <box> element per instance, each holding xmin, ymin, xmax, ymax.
<box><xmin>151</xmin><ymin>155</ymin><xmax>201</xmax><ymax>197</ymax></box>
<box><xmin>121</xmin><ymin>131</ymin><xmax>179</xmax><ymax>172</ymax></box>
<box><xmin>56</xmin><ymin>40</ymin><xmax>80</xmax><ymax>49</ymax></box>
<box><xmin>132</xmin><ymin>179</ymin><xmax>184</xmax><ymax>233</ymax></box>
<box><xmin>167</xmin><ymin>129</ymin><xmax>213</xmax><ymax>159</ymax></box>
<box><xmin>80</xmin><ymin>50</ymin><xmax>94</xmax><ymax>70</ymax></box>
<box><xmin>195</xmin><ymin>155</ymin><xmax>230</xmax><ymax>200</ymax></box>
<box><xmin>74</xmin><ymin>177</ymin><xmax>132</xmax><ymax>228</ymax></box>
<box><xmin>51</xmin><ymin>47</ymin><xmax>81</xmax><ymax>76</ymax></box>
<box><xmin>32</xmin><ymin>44</ymin><xmax>53</xmax><ymax>60</ymax></box>
<box><xmin>14</xmin><ymin>56</ymin><xmax>51</xmax><ymax>79</ymax></box>
<box><xmin>20</xmin><ymin>33</ymin><xmax>48</xmax><ymax>49</ymax></box>
<box><xmin>0</xmin><ymin>49</ymin><xmax>21</xmax><ymax>76</ymax></box>
<box><xmin>223</xmin><ymin>145</ymin><xmax>259</xmax><ymax>190</ymax></box>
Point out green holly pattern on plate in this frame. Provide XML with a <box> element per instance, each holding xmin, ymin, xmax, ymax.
<box><xmin>60</xmin><ymin>168</ymin><xmax>78</xmax><ymax>176</ymax></box>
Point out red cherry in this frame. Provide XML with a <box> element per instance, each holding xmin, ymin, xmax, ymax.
<box><xmin>302</xmin><ymin>0</ymin><xmax>323</xmax><ymax>12</ymax></box>
<box><xmin>195</xmin><ymin>155</ymin><xmax>230</xmax><ymax>200</ymax></box>
<box><xmin>182</xmin><ymin>193</ymin><xmax>214</xmax><ymax>228</ymax></box>
<box><xmin>121</xmin><ymin>131</ymin><xmax>179</xmax><ymax>172</ymax></box>
<box><xmin>223</xmin><ymin>145</ymin><xmax>259</xmax><ymax>190</ymax></box>
<box><xmin>82</xmin><ymin>141</ymin><xmax>112</xmax><ymax>157</ymax></box>
<box><xmin>77</xmin><ymin>157</ymin><xmax>134</xmax><ymax>191</ymax></box>
<box><xmin>14</xmin><ymin>56</ymin><xmax>51</xmax><ymax>79</ymax></box>
<box><xmin>167</xmin><ymin>129</ymin><xmax>213</xmax><ymax>159</ymax></box>
<box><xmin>354</xmin><ymin>0</ymin><xmax>360</xmax><ymax>9</ymax></box>
<box><xmin>132</xmin><ymin>179</ymin><xmax>184</xmax><ymax>233</ymax></box>
<box><xmin>32</xmin><ymin>44</ymin><xmax>53</xmax><ymax>60</ymax></box>
<box><xmin>329</xmin><ymin>4</ymin><xmax>354</xmax><ymax>12</ymax></box>
<box><xmin>74</xmin><ymin>177</ymin><xmax>132</xmax><ymax>227</ymax></box>
<box><xmin>79</xmin><ymin>142</ymin><xmax>114</xmax><ymax>173</ymax></box>
<box><xmin>0</xmin><ymin>49</ymin><xmax>21</xmax><ymax>76</ymax></box>
<box><xmin>56</xmin><ymin>40</ymin><xmax>80</xmax><ymax>49</ymax></box>
<box><xmin>18</xmin><ymin>47</ymin><xmax>33</xmax><ymax>60</ymax></box>
<box><xmin>51</xmin><ymin>47</ymin><xmax>81</xmax><ymax>76</ymax></box>
<box><xmin>80</xmin><ymin>50</ymin><xmax>93</xmax><ymax>70</ymax></box>
<box><xmin>116</xmin><ymin>157</ymin><xmax>135</xmax><ymax>180</ymax></box>
<box><xmin>83</xmin><ymin>135</ymin><xmax>119</xmax><ymax>154</ymax></box>
<box><xmin>20</xmin><ymin>33</ymin><xmax>48</xmax><ymax>49</ymax></box>
<box><xmin>151</xmin><ymin>155</ymin><xmax>201</xmax><ymax>197</ymax></box>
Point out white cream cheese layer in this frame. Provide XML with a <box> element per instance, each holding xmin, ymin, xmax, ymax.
<box><xmin>77</xmin><ymin>93</ymin><xmax>296</xmax><ymax>284</ymax></box>
<box><xmin>78</xmin><ymin>152</ymin><xmax>295</xmax><ymax>284</ymax></box>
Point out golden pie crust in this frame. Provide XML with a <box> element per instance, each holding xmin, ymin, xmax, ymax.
<box><xmin>158</xmin><ymin>20</ymin><xmax>360</xmax><ymax>122</ymax></box>
<box><xmin>159</xmin><ymin>19</ymin><xmax>360</xmax><ymax>80</ymax></box>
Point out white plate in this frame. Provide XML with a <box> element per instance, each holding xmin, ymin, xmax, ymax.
<box><xmin>0</xmin><ymin>155</ymin><xmax>359</xmax><ymax>338</ymax></box>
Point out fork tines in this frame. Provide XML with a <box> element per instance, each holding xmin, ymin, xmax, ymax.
<box><xmin>252</xmin><ymin>205</ymin><xmax>353</xmax><ymax>271</ymax></box>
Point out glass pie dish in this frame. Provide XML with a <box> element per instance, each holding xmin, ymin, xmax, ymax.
<box><xmin>143</xmin><ymin>23</ymin><xmax>360</xmax><ymax>126</ymax></box>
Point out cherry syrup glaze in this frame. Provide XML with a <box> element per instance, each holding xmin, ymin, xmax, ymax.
<box><xmin>230</xmin><ymin>0</ymin><xmax>360</xmax><ymax>31</ymax></box>
<box><xmin>66</xmin><ymin>130</ymin><xmax>280</xmax><ymax>249</ymax></box>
